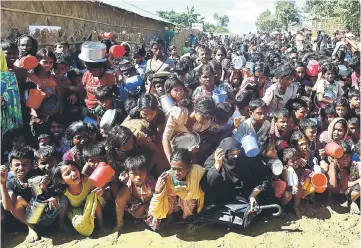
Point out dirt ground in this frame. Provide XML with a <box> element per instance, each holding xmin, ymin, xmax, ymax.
<box><xmin>2</xmin><ymin>199</ymin><xmax>360</xmax><ymax>248</ymax></box>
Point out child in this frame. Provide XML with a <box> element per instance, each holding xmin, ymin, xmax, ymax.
<box><xmin>348</xmin><ymin>88</ymin><xmax>360</xmax><ymax>118</ymax></box>
<box><xmin>148</xmin><ymin>71</ymin><xmax>169</xmax><ymax>97</ymax></box>
<box><xmin>348</xmin><ymin>118</ymin><xmax>360</xmax><ymax>146</ymax></box>
<box><xmin>212</xmin><ymin>102</ymin><xmax>235</xmax><ymax>141</ymax></box>
<box><xmin>133</xmin><ymin>45</ymin><xmax>147</xmax><ymax>76</ymax></box>
<box><xmin>194</xmin><ymin>45</ymin><xmax>210</xmax><ymax>71</ymax></box>
<box><xmin>1</xmin><ymin>128</ymin><xmax>28</xmax><ymax>164</ymax></box>
<box><xmin>320</xmin><ymin>104</ymin><xmax>336</xmax><ymax>134</ymax></box>
<box><xmin>54</xmin><ymin>42</ymin><xmax>70</xmax><ymax>56</ymax></box>
<box><xmin>81</xmin><ymin>142</ymin><xmax>106</xmax><ymax>177</ymax></box>
<box><xmin>38</xmin><ymin>133</ymin><xmax>52</xmax><ymax>148</ymax></box>
<box><xmin>240</xmin><ymin>61</ymin><xmax>271</xmax><ymax>99</ymax></box>
<box><xmin>48</xmin><ymin>160</ymin><xmax>105</xmax><ymax>236</ymax></box>
<box><xmin>94</xmin><ymin>85</ymin><xmax>125</xmax><ymax>121</ymax></box>
<box><xmin>35</xmin><ymin>145</ymin><xmax>60</xmax><ymax>172</ymax></box>
<box><xmin>0</xmin><ymin>146</ymin><xmax>66</xmax><ymax>242</ymax></box>
<box><xmin>270</xmin><ymin>108</ymin><xmax>291</xmax><ymax>142</ymax></box>
<box><xmin>285</xmin><ymin>98</ymin><xmax>308</xmax><ymax>130</ymax></box>
<box><xmin>47</xmin><ymin>114</ymin><xmax>70</xmax><ymax>155</ymax></box>
<box><xmin>231</xmin><ymin>90</ymin><xmax>253</xmax><ymax>128</ymax></box>
<box><xmin>115</xmin><ymin>154</ymin><xmax>156</xmax><ymax>234</ymax></box>
<box><xmin>62</xmin><ymin>121</ymin><xmax>89</xmax><ymax>167</ymax></box>
<box><xmin>163</xmin><ymin>76</ymin><xmax>188</xmax><ymax>108</ymax></box>
<box><xmin>333</xmin><ymin>97</ymin><xmax>349</xmax><ymax>119</ymax></box>
<box><xmin>233</xmin><ymin>99</ymin><xmax>271</xmax><ymax>143</ymax></box>
<box><xmin>262</xmin><ymin>63</ymin><xmax>298</xmax><ymax>111</ymax></box>
<box><xmin>146</xmin><ymin>148</ymin><xmax>205</xmax><ymax>231</ymax></box>
<box><xmin>87</xmin><ymin>123</ymin><xmax>101</xmax><ymax>143</ymax></box>
<box><xmin>346</xmin><ymin>158</ymin><xmax>360</xmax><ymax>213</ymax></box>
<box><xmin>316</xmin><ymin>63</ymin><xmax>344</xmax><ymax>106</ymax></box>
<box><xmin>192</xmin><ymin>64</ymin><xmax>215</xmax><ymax>102</ymax></box>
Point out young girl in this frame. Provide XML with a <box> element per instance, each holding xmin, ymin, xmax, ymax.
<box><xmin>62</xmin><ymin>121</ymin><xmax>89</xmax><ymax>167</ymax></box>
<box><xmin>162</xmin><ymin>97</ymin><xmax>216</xmax><ymax>162</ymax></box>
<box><xmin>316</xmin><ymin>63</ymin><xmax>344</xmax><ymax>106</ymax></box>
<box><xmin>115</xmin><ymin>154</ymin><xmax>156</xmax><ymax>234</ymax></box>
<box><xmin>163</xmin><ymin>76</ymin><xmax>188</xmax><ymax>109</ymax></box>
<box><xmin>146</xmin><ymin>148</ymin><xmax>205</xmax><ymax>231</ymax></box>
<box><xmin>192</xmin><ymin>65</ymin><xmax>215</xmax><ymax>102</ymax></box>
<box><xmin>262</xmin><ymin>63</ymin><xmax>298</xmax><ymax>111</ymax></box>
<box><xmin>27</xmin><ymin>49</ymin><xmax>60</xmax><ymax>136</ymax></box>
<box><xmin>240</xmin><ymin>61</ymin><xmax>271</xmax><ymax>99</ymax></box>
<box><xmin>48</xmin><ymin>160</ymin><xmax>105</xmax><ymax>236</ymax></box>
<box><xmin>211</xmin><ymin>60</ymin><xmax>236</xmax><ymax>103</ymax></box>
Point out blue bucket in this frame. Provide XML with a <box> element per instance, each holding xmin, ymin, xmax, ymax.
<box><xmin>212</xmin><ymin>89</ymin><xmax>227</xmax><ymax>104</ymax></box>
<box><xmin>241</xmin><ymin>132</ymin><xmax>260</xmax><ymax>157</ymax></box>
<box><xmin>84</xmin><ymin>116</ymin><xmax>98</xmax><ymax>126</ymax></box>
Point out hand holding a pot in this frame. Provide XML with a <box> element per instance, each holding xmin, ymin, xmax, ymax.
<box><xmin>47</xmin><ymin>196</ymin><xmax>60</xmax><ymax>210</ymax></box>
<box><xmin>0</xmin><ymin>165</ymin><xmax>8</xmax><ymax>185</ymax></box>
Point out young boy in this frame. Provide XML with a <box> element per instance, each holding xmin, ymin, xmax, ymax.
<box><xmin>348</xmin><ymin>88</ymin><xmax>360</xmax><ymax>118</ymax></box>
<box><xmin>47</xmin><ymin>114</ymin><xmax>70</xmax><ymax>155</ymax></box>
<box><xmin>81</xmin><ymin>142</ymin><xmax>107</xmax><ymax>177</ymax></box>
<box><xmin>0</xmin><ymin>146</ymin><xmax>66</xmax><ymax>243</ymax></box>
<box><xmin>234</xmin><ymin>98</ymin><xmax>271</xmax><ymax>142</ymax></box>
<box><xmin>348</xmin><ymin>117</ymin><xmax>360</xmax><ymax>146</ymax></box>
<box><xmin>285</xmin><ymin>98</ymin><xmax>308</xmax><ymax>130</ymax></box>
<box><xmin>34</xmin><ymin>145</ymin><xmax>60</xmax><ymax>173</ymax></box>
<box><xmin>270</xmin><ymin>108</ymin><xmax>291</xmax><ymax>142</ymax></box>
<box><xmin>94</xmin><ymin>85</ymin><xmax>125</xmax><ymax>121</ymax></box>
<box><xmin>194</xmin><ymin>45</ymin><xmax>211</xmax><ymax>71</ymax></box>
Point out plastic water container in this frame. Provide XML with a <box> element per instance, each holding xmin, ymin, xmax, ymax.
<box><xmin>212</xmin><ymin>89</ymin><xmax>227</xmax><ymax>104</ymax></box>
<box><xmin>306</xmin><ymin>60</ymin><xmax>319</xmax><ymax>77</ymax></box>
<box><xmin>325</xmin><ymin>142</ymin><xmax>344</xmax><ymax>158</ymax></box>
<box><xmin>267</xmin><ymin>158</ymin><xmax>283</xmax><ymax>176</ymax></box>
<box><xmin>240</xmin><ymin>132</ymin><xmax>260</xmax><ymax>157</ymax></box>
<box><xmin>88</xmin><ymin>162</ymin><xmax>115</xmax><ymax>188</ymax></box>
<box><xmin>311</xmin><ymin>173</ymin><xmax>328</xmax><ymax>193</ymax></box>
<box><xmin>109</xmin><ymin>45</ymin><xmax>125</xmax><ymax>59</ymax></box>
<box><xmin>84</xmin><ymin>116</ymin><xmax>98</xmax><ymax>126</ymax></box>
<box><xmin>124</xmin><ymin>75</ymin><xmax>143</xmax><ymax>94</ymax></box>
<box><xmin>159</xmin><ymin>94</ymin><xmax>175</xmax><ymax>114</ymax></box>
<box><xmin>25</xmin><ymin>198</ymin><xmax>47</xmax><ymax>224</ymax></box>
<box><xmin>25</xmin><ymin>89</ymin><xmax>46</xmax><ymax>109</ymax></box>
<box><xmin>19</xmin><ymin>56</ymin><xmax>39</xmax><ymax>71</ymax></box>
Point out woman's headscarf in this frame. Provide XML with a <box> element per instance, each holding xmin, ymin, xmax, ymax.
<box><xmin>204</xmin><ymin>137</ymin><xmax>242</xmax><ymax>183</ymax></box>
<box><xmin>328</xmin><ymin>117</ymin><xmax>349</xmax><ymax>141</ymax></box>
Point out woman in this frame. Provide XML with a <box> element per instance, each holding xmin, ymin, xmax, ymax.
<box><xmin>240</xmin><ymin>61</ymin><xmax>271</xmax><ymax>99</ymax></box>
<box><xmin>146</xmin><ymin>37</ymin><xmax>175</xmax><ymax>73</ymax></box>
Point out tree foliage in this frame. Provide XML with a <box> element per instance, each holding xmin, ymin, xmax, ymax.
<box><xmin>156</xmin><ymin>6</ymin><xmax>229</xmax><ymax>33</ymax></box>
<box><xmin>255</xmin><ymin>10</ymin><xmax>282</xmax><ymax>32</ymax></box>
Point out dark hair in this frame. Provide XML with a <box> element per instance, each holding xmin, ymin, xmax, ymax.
<box><xmin>138</xmin><ymin>93</ymin><xmax>158</xmax><ymax>110</ymax></box>
<box><xmin>334</xmin><ymin>97</ymin><xmax>348</xmax><ymax>107</ymax></box>
<box><xmin>348</xmin><ymin>88</ymin><xmax>359</xmax><ymax>100</ymax></box>
<box><xmin>273</xmin><ymin>108</ymin><xmax>290</xmax><ymax>120</ymax></box>
<box><xmin>54</xmin><ymin>42</ymin><xmax>70</xmax><ymax>49</ymax></box>
<box><xmin>320</xmin><ymin>104</ymin><xmax>336</xmax><ymax>120</ymax></box>
<box><xmin>249</xmin><ymin>98</ymin><xmax>266</xmax><ymax>112</ymax></box>
<box><xmin>253</xmin><ymin>61</ymin><xmax>270</xmax><ymax>76</ymax></box>
<box><xmin>336</xmin><ymin>140</ymin><xmax>352</xmax><ymax>155</ymax></box>
<box><xmin>133</xmin><ymin>45</ymin><xmax>146</xmax><ymax>58</ymax></box>
<box><xmin>349</xmin><ymin>54</ymin><xmax>360</xmax><ymax>70</ymax></box>
<box><xmin>94</xmin><ymin>85</ymin><xmax>114</xmax><ymax>100</ymax></box>
<box><xmin>198</xmin><ymin>64</ymin><xmax>214</xmax><ymax>78</ymax></box>
<box><xmin>282</xmin><ymin>148</ymin><xmax>298</xmax><ymax>163</ymax></box>
<box><xmin>194</xmin><ymin>97</ymin><xmax>216</xmax><ymax>119</ymax></box>
<box><xmin>175</xmin><ymin>59</ymin><xmax>190</xmax><ymax>73</ymax></box>
<box><xmin>9</xmin><ymin>145</ymin><xmax>34</xmax><ymax>164</ymax></box>
<box><xmin>83</xmin><ymin>142</ymin><xmax>106</xmax><ymax>160</ymax></box>
<box><xmin>105</xmin><ymin>125</ymin><xmax>135</xmax><ymax>151</ymax></box>
<box><xmin>124</xmin><ymin>154</ymin><xmax>152</xmax><ymax>173</ymax></box>
<box><xmin>48</xmin><ymin>160</ymin><xmax>79</xmax><ymax>193</ymax></box>
<box><xmin>16</xmin><ymin>35</ymin><xmax>38</xmax><ymax>57</ymax></box>
<box><xmin>215</xmin><ymin>46</ymin><xmax>227</xmax><ymax>56</ymax></box>
<box><xmin>286</xmin><ymin>98</ymin><xmax>308</xmax><ymax>112</ymax></box>
<box><xmin>85</xmin><ymin>62</ymin><xmax>105</xmax><ymax>69</ymax></box>
<box><xmin>290</xmin><ymin>130</ymin><xmax>306</xmax><ymax>147</ymax></box>
<box><xmin>321</xmin><ymin>62</ymin><xmax>338</xmax><ymax>75</ymax></box>
<box><xmin>164</xmin><ymin>76</ymin><xmax>185</xmax><ymax>94</ymax></box>
<box><xmin>294</xmin><ymin>61</ymin><xmax>305</xmax><ymax>68</ymax></box>
<box><xmin>54</xmin><ymin>53</ymin><xmax>70</xmax><ymax>67</ymax></box>
<box><xmin>124</xmin><ymin>97</ymin><xmax>138</xmax><ymax>115</ymax></box>
<box><xmin>348</xmin><ymin>117</ymin><xmax>359</xmax><ymax>126</ymax></box>
<box><xmin>1</xmin><ymin>39</ymin><xmax>17</xmax><ymax>51</ymax></box>
<box><xmin>100</xmin><ymin>39</ymin><xmax>112</xmax><ymax>53</ymax></box>
<box><xmin>150</xmin><ymin>37</ymin><xmax>165</xmax><ymax>48</ymax></box>
<box><xmin>35</xmin><ymin>49</ymin><xmax>56</xmax><ymax>73</ymax></box>
<box><xmin>258</xmin><ymin>136</ymin><xmax>273</xmax><ymax>155</ymax></box>
<box><xmin>235</xmin><ymin>90</ymin><xmax>252</xmax><ymax>110</ymax></box>
<box><xmin>299</xmin><ymin>118</ymin><xmax>317</xmax><ymax>132</ymax></box>
<box><xmin>67</xmin><ymin>68</ymin><xmax>83</xmax><ymax>80</ymax></box>
<box><xmin>273</xmin><ymin>63</ymin><xmax>296</xmax><ymax>78</ymax></box>
<box><xmin>208</xmin><ymin>60</ymin><xmax>221</xmax><ymax>74</ymax></box>
<box><xmin>47</xmin><ymin>113</ymin><xmax>67</xmax><ymax>128</ymax></box>
<box><xmin>215</xmin><ymin>102</ymin><xmax>235</xmax><ymax>122</ymax></box>
<box><xmin>65</xmin><ymin>121</ymin><xmax>88</xmax><ymax>141</ymax></box>
<box><xmin>35</xmin><ymin>145</ymin><xmax>59</xmax><ymax>159</ymax></box>
<box><xmin>170</xmin><ymin>148</ymin><xmax>192</xmax><ymax>165</ymax></box>
<box><xmin>86</xmin><ymin>123</ymin><xmax>100</xmax><ymax>136</ymax></box>
<box><xmin>183</xmin><ymin>72</ymin><xmax>199</xmax><ymax>91</ymax></box>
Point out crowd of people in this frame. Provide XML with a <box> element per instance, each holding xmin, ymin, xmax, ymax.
<box><xmin>0</xmin><ymin>26</ymin><xmax>360</xmax><ymax>243</ymax></box>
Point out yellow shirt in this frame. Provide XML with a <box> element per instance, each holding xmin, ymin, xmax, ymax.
<box><xmin>0</xmin><ymin>48</ymin><xmax>8</xmax><ymax>72</ymax></box>
<box><xmin>64</xmin><ymin>178</ymin><xmax>92</xmax><ymax>207</ymax></box>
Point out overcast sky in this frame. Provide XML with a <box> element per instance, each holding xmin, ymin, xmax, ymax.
<box><xmin>103</xmin><ymin>0</ymin><xmax>306</xmax><ymax>34</ymax></box>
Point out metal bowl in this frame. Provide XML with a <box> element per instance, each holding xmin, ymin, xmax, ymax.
<box><xmin>78</xmin><ymin>42</ymin><xmax>107</xmax><ymax>62</ymax></box>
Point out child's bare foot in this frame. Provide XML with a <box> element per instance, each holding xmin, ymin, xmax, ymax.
<box><xmin>293</xmin><ymin>206</ymin><xmax>302</xmax><ymax>219</ymax></box>
<box><xmin>25</xmin><ymin>227</ymin><xmax>40</xmax><ymax>243</ymax></box>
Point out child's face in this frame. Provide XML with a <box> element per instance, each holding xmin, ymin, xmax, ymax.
<box><xmin>295</xmin><ymin>137</ymin><xmax>308</xmax><ymax>157</ymax></box>
<box><xmin>287</xmin><ymin>156</ymin><xmax>299</xmax><ymax>169</ymax></box>
<box><xmin>155</xmin><ymin>83</ymin><xmax>165</xmax><ymax>96</ymax></box>
<box><xmin>98</xmin><ymin>97</ymin><xmax>113</xmax><ymax>110</ymax></box>
<box><xmin>200</xmin><ymin>71</ymin><xmax>214</xmax><ymax>91</ymax></box>
<box><xmin>19</xmin><ymin>37</ymin><xmax>32</xmax><ymax>55</ymax></box>
<box><xmin>335</xmin><ymin>105</ymin><xmax>347</xmax><ymax>118</ymax></box>
<box><xmin>332</xmin><ymin>123</ymin><xmax>346</xmax><ymax>141</ymax></box>
<box><xmin>215</xmin><ymin>50</ymin><xmax>225</xmax><ymax>63</ymax></box>
<box><xmin>39</xmin><ymin>137</ymin><xmax>50</xmax><ymax>147</ymax></box>
<box><xmin>348</xmin><ymin>123</ymin><xmax>360</xmax><ymax>139</ymax></box>
<box><xmin>278</xmin><ymin>75</ymin><xmax>295</xmax><ymax>89</ymax></box>
<box><xmin>55</xmin><ymin>44</ymin><xmax>69</xmax><ymax>55</ymax></box>
<box><xmin>170</xmin><ymin>160</ymin><xmax>190</xmax><ymax>181</ymax></box>
<box><xmin>129</xmin><ymin>168</ymin><xmax>148</xmax><ymax>186</ymax></box>
<box><xmin>337</xmin><ymin>153</ymin><xmax>351</xmax><ymax>169</ymax></box>
<box><xmin>39</xmin><ymin>56</ymin><xmax>54</xmax><ymax>73</ymax></box>
<box><xmin>325</xmin><ymin>70</ymin><xmax>335</xmax><ymax>82</ymax></box>
<box><xmin>170</xmin><ymin>85</ymin><xmax>185</xmax><ymax>102</ymax></box>
<box><xmin>73</xmin><ymin>76</ymin><xmax>82</xmax><ymax>86</ymax></box>
<box><xmin>4</xmin><ymin>48</ymin><xmax>18</xmax><ymax>67</ymax></box>
<box><xmin>276</xmin><ymin>117</ymin><xmax>289</xmax><ymax>133</ymax></box>
<box><xmin>295</xmin><ymin>67</ymin><xmax>305</xmax><ymax>79</ymax></box>
<box><xmin>294</xmin><ymin>107</ymin><xmax>308</xmax><ymax>121</ymax></box>
<box><xmin>54</xmin><ymin>63</ymin><xmax>68</xmax><ymax>76</ymax></box>
<box><xmin>350</xmin><ymin>96</ymin><xmax>360</xmax><ymax>109</ymax></box>
<box><xmin>50</xmin><ymin>121</ymin><xmax>65</xmax><ymax>139</ymax></box>
<box><xmin>38</xmin><ymin>156</ymin><xmax>58</xmax><ymax>171</ymax></box>
<box><xmin>251</xmin><ymin>107</ymin><xmax>266</xmax><ymax>124</ymax></box>
<box><xmin>304</xmin><ymin>127</ymin><xmax>317</xmax><ymax>142</ymax></box>
<box><xmin>60</xmin><ymin>164</ymin><xmax>81</xmax><ymax>185</ymax></box>
<box><xmin>262</xmin><ymin>143</ymin><xmax>277</xmax><ymax>159</ymax></box>
<box><xmin>198</xmin><ymin>50</ymin><xmax>209</xmax><ymax>64</ymax></box>
<box><xmin>325</xmin><ymin>114</ymin><xmax>335</xmax><ymax>126</ymax></box>
<box><xmin>72</xmin><ymin>131</ymin><xmax>89</xmax><ymax>148</ymax></box>
<box><xmin>88</xmin><ymin>67</ymin><xmax>103</xmax><ymax>77</ymax></box>
<box><xmin>87</xmin><ymin>156</ymin><xmax>105</xmax><ymax>169</ymax></box>
<box><xmin>11</xmin><ymin>158</ymin><xmax>33</xmax><ymax>181</ymax></box>
<box><xmin>140</xmin><ymin>108</ymin><xmax>157</xmax><ymax>122</ymax></box>
<box><xmin>12</xmin><ymin>136</ymin><xmax>26</xmax><ymax>148</ymax></box>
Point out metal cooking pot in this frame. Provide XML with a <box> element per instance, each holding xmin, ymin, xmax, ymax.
<box><xmin>78</xmin><ymin>42</ymin><xmax>107</xmax><ymax>62</ymax></box>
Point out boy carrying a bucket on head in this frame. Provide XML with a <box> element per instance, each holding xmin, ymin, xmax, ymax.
<box><xmin>0</xmin><ymin>146</ymin><xmax>67</xmax><ymax>243</ymax></box>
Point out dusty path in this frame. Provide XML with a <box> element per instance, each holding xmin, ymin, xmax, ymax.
<box><xmin>2</xmin><ymin>202</ymin><xmax>360</xmax><ymax>248</ymax></box>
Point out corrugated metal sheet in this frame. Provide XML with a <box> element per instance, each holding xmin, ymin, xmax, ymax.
<box><xmin>93</xmin><ymin>0</ymin><xmax>175</xmax><ymax>25</ymax></box>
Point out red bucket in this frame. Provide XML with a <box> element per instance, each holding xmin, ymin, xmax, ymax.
<box><xmin>306</xmin><ymin>60</ymin><xmax>319</xmax><ymax>77</ymax></box>
<box><xmin>311</xmin><ymin>173</ymin><xmax>328</xmax><ymax>193</ymax></box>
<box><xmin>325</xmin><ymin>142</ymin><xmax>344</xmax><ymax>159</ymax></box>
<box><xmin>109</xmin><ymin>45</ymin><xmax>125</xmax><ymax>59</ymax></box>
<box><xmin>88</xmin><ymin>162</ymin><xmax>115</xmax><ymax>188</ymax></box>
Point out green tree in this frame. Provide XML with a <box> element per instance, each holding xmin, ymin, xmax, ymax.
<box><xmin>255</xmin><ymin>9</ymin><xmax>282</xmax><ymax>32</ymax></box>
<box><xmin>275</xmin><ymin>0</ymin><xmax>299</xmax><ymax>31</ymax></box>
<box><xmin>213</xmin><ymin>13</ymin><xmax>230</xmax><ymax>28</ymax></box>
